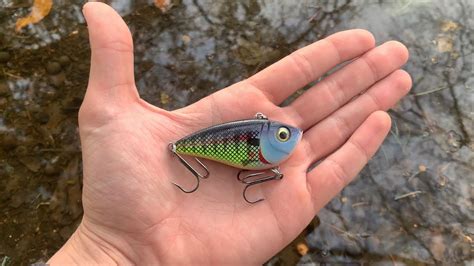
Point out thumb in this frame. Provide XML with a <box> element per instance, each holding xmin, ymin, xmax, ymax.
<box><xmin>80</xmin><ymin>2</ymin><xmax>139</xmax><ymax>126</ymax></box>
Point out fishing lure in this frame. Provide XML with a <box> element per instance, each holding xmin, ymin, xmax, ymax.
<box><xmin>169</xmin><ymin>113</ymin><xmax>302</xmax><ymax>203</ymax></box>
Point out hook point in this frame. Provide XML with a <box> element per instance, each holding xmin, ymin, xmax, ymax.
<box><xmin>172</xmin><ymin>180</ymin><xmax>199</xmax><ymax>193</ymax></box>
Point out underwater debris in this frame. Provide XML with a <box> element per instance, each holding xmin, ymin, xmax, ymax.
<box><xmin>296</xmin><ymin>242</ymin><xmax>309</xmax><ymax>256</ymax></box>
<box><xmin>154</xmin><ymin>0</ymin><xmax>172</xmax><ymax>13</ymax></box>
<box><xmin>15</xmin><ymin>0</ymin><xmax>53</xmax><ymax>32</ymax></box>
<box><xmin>394</xmin><ymin>190</ymin><xmax>425</xmax><ymax>201</ymax></box>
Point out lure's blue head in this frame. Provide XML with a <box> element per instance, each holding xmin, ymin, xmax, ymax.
<box><xmin>259</xmin><ymin>121</ymin><xmax>302</xmax><ymax>165</ymax></box>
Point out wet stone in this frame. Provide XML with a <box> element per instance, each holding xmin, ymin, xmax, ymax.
<box><xmin>58</xmin><ymin>55</ymin><xmax>70</xmax><ymax>66</ymax></box>
<box><xmin>78</xmin><ymin>63</ymin><xmax>89</xmax><ymax>71</ymax></box>
<box><xmin>9</xmin><ymin>193</ymin><xmax>24</xmax><ymax>208</ymax></box>
<box><xmin>34</xmin><ymin>112</ymin><xmax>50</xmax><ymax>124</ymax></box>
<box><xmin>321</xmin><ymin>249</ymin><xmax>330</xmax><ymax>257</ymax></box>
<box><xmin>447</xmin><ymin>130</ymin><xmax>462</xmax><ymax>152</ymax></box>
<box><xmin>3</xmin><ymin>164</ymin><xmax>14</xmax><ymax>176</ymax></box>
<box><xmin>59</xmin><ymin>226</ymin><xmax>74</xmax><ymax>241</ymax></box>
<box><xmin>430</xmin><ymin>234</ymin><xmax>446</xmax><ymax>261</ymax></box>
<box><xmin>28</xmin><ymin>104</ymin><xmax>41</xmax><ymax>114</ymax></box>
<box><xmin>1</xmin><ymin>133</ymin><xmax>17</xmax><ymax>150</ymax></box>
<box><xmin>15</xmin><ymin>145</ymin><xmax>28</xmax><ymax>156</ymax></box>
<box><xmin>448</xmin><ymin>241</ymin><xmax>471</xmax><ymax>261</ymax></box>
<box><xmin>0</xmin><ymin>82</ymin><xmax>9</xmax><ymax>96</ymax></box>
<box><xmin>344</xmin><ymin>243</ymin><xmax>362</xmax><ymax>256</ymax></box>
<box><xmin>0</xmin><ymin>51</ymin><xmax>10</xmax><ymax>63</ymax></box>
<box><xmin>46</xmin><ymin>62</ymin><xmax>62</xmax><ymax>75</ymax></box>
<box><xmin>19</xmin><ymin>156</ymin><xmax>42</xmax><ymax>172</ymax></box>
<box><xmin>44</xmin><ymin>163</ymin><xmax>60</xmax><ymax>176</ymax></box>
<box><xmin>80</xmin><ymin>28</ymin><xmax>89</xmax><ymax>40</ymax></box>
<box><xmin>40</xmin><ymin>86</ymin><xmax>57</xmax><ymax>100</ymax></box>
<box><xmin>366</xmin><ymin>236</ymin><xmax>381</xmax><ymax>251</ymax></box>
<box><xmin>49</xmin><ymin>73</ymin><xmax>66</xmax><ymax>88</ymax></box>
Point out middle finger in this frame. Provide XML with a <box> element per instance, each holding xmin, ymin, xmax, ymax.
<box><xmin>302</xmin><ymin>69</ymin><xmax>412</xmax><ymax>166</ymax></box>
<box><xmin>287</xmin><ymin>41</ymin><xmax>408</xmax><ymax>130</ymax></box>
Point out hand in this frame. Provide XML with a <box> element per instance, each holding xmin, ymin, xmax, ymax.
<box><xmin>49</xmin><ymin>2</ymin><xmax>411</xmax><ymax>265</ymax></box>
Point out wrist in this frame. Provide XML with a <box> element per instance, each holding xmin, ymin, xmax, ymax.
<box><xmin>48</xmin><ymin>221</ymin><xmax>133</xmax><ymax>265</ymax></box>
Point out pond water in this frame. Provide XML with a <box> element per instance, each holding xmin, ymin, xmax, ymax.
<box><xmin>0</xmin><ymin>0</ymin><xmax>472</xmax><ymax>264</ymax></box>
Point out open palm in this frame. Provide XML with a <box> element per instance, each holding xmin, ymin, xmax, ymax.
<box><xmin>50</xmin><ymin>3</ymin><xmax>411</xmax><ymax>265</ymax></box>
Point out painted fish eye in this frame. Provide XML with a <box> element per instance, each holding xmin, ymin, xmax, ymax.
<box><xmin>276</xmin><ymin>127</ymin><xmax>291</xmax><ymax>142</ymax></box>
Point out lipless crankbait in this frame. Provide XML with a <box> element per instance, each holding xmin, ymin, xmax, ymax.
<box><xmin>169</xmin><ymin>113</ymin><xmax>302</xmax><ymax>203</ymax></box>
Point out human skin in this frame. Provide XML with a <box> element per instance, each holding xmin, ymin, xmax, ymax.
<box><xmin>48</xmin><ymin>2</ymin><xmax>411</xmax><ymax>265</ymax></box>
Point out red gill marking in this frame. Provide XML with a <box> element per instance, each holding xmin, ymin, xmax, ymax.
<box><xmin>258</xmin><ymin>148</ymin><xmax>271</xmax><ymax>164</ymax></box>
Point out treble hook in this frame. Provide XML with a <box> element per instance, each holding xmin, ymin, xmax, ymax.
<box><xmin>169</xmin><ymin>143</ymin><xmax>210</xmax><ymax>193</ymax></box>
<box><xmin>237</xmin><ymin>168</ymin><xmax>283</xmax><ymax>204</ymax></box>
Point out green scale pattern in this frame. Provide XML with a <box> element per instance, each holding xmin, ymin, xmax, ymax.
<box><xmin>175</xmin><ymin>121</ymin><xmax>267</xmax><ymax>170</ymax></box>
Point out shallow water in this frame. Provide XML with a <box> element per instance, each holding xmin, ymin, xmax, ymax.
<box><xmin>0</xmin><ymin>0</ymin><xmax>473</xmax><ymax>264</ymax></box>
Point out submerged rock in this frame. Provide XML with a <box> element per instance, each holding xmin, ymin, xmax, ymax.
<box><xmin>0</xmin><ymin>82</ymin><xmax>9</xmax><ymax>96</ymax></box>
<box><xmin>1</xmin><ymin>133</ymin><xmax>18</xmax><ymax>150</ymax></box>
<box><xmin>46</xmin><ymin>62</ymin><xmax>62</xmax><ymax>75</ymax></box>
<box><xmin>49</xmin><ymin>73</ymin><xmax>66</xmax><ymax>87</ymax></box>
<box><xmin>0</xmin><ymin>51</ymin><xmax>10</xmax><ymax>63</ymax></box>
<box><xmin>58</xmin><ymin>55</ymin><xmax>70</xmax><ymax>66</ymax></box>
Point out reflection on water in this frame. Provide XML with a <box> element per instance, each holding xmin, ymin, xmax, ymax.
<box><xmin>0</xmin><ymin>0</ymin><xmax>472</xmax><ymax>264</ymax></box>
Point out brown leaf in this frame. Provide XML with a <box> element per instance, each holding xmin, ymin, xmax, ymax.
<box><xmin>154</xmin><ymin>0</ymin><xmax>172</xmax><ymax>13</ymax></box>
<box><xmin>181</xmin><ymin>34</ymin><xmax>191</xmax><ymax>45</ymax></box>
<box><xmin>436</xmin><ymin>35</ymin><xmax>454</xmax><ymax>53</ymax></box>
<box><xmin>429</xmin><ymin>234</ymin><xmax>446</xmax><ymax>261</ymax></box>
<box><xmin>296</xmin><ymin>242</ymin><xmax>309</xmax><ymax>256</ymax></box>
<box><xmin>441</xmin><ymin>20</ymin><xmax>460</xmax><ymax>32</ymax></box>
<box><xmin>418</xmin><ymin>164</ymin><xmax>427</xmax><ymax>172</ymax></box>
<box><xmin>15</xmin><ymin>0</ymin><xmax>53</xmax><ymax>32</ymax></box>
<box><xmin>160</xmin><ymin>92</ymin><xmax>171</xmax><ymax>105</ymax></box>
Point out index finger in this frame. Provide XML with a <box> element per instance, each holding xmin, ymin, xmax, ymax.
<box><xmin>246</xmin><ymin>29</ymin><xmax>376</xmax><ymax>104</ymax></box>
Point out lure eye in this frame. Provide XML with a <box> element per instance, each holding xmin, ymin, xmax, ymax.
<box><xmin>276</xmin><ymin>127</ymin><xmax>291</xmax><ymax>142</ymax></box>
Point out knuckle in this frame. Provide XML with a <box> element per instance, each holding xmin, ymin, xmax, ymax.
<box><xmin>96</xmin><ymin>40</ymin><xmax>133</xmax><ymax>53</ymax></box>
<box><xmin>289</xmin><ymin>51</ymin><xmax>315</xmax><ymax>84</ymax></box>
<box><xmin>348</xmin><ymin>138</ymin><xmax>370</xmax><ymax>164</ymax></box>
<box><xmin>325</xmin><ymin>158</ymin><xmax>350</xmax><ymax>188</ymax></box>
<box><xmin>360</xmin><ymin>55</ymin><xmax>379</xmax><ymax>83</ymax></box>
<box><xmin>331</xmin><ymin>115</ymin><xmax>351</xmax><ymax>141</ymax></box>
